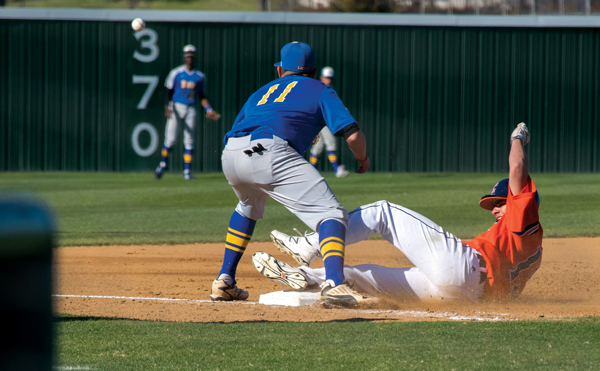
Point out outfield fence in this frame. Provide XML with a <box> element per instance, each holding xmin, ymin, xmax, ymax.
<box><xmin>1</xmin><ymin>10</ymin><xmax>598</xmax><ymax>173</ymax></box>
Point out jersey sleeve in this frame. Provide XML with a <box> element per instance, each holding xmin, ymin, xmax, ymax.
<box><xmin>319</xmin><ymin>86</ymin><xmax>356</xmax><ymax>134</ymax></box>
<box><xmin>506</xmin><ymin>177</ymin><xmax>539</xmax><ymax>234</ymax></box>
<box><xmin>164</xmin><ymin>69</ymin><xmax>177</xmax><ymax>90</ymax></box>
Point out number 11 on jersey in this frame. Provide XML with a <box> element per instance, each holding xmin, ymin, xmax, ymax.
<box><xmin>257</xmin><ymin>81</ymin><xmax>298</xmax><ymax>106</ymax></box>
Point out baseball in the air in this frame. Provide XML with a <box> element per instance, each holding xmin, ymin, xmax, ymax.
<box><xmin>132</xmin><ymin>18</ymin><xmax>145</xmax><ymax>32</ymax></box>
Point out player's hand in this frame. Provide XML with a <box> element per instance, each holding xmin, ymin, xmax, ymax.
<box><xmin>312</xmin><ymin>135</ymin><xmax>320</xmax><ymax>145</ymax></box>
<box><xmin>355</xmin><ymin>156</ymin><xmax>370</xmax><ymax>174</ymax></box>
<box><xmin>206</xmin><ymin>110</ymin><xmax>221</xmax><ymax>121</ymax></box>
<box><xmin>165</xmin><ymin>106</ymin><xmax>172</xmax><ymax>119</ymax></box>
<box><xmin>511</xmin><ymin>122</ymin><xmax>530</xmax><ymax>145</ymax></box>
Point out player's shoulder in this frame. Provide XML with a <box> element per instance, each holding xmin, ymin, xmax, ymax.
<box><xmin>168</xmin><ymin>65</ymin><xmax>187</xmax><ymax>79</ymax></box>
<box><xmin>170</xmin><ymin>65</ymin><xmax>187</xmax><ymax>74</ymax></box>
<box><xmin>192</xmin><ymin>69</ymin><xmax>205</xmax><ymax>78</ymax></box>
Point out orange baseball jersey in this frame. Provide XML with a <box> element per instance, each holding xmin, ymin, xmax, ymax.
<box><xmin>465</xmin><ymin>177</ymin><xmax>543</xmax><ymax>299</ymax></box>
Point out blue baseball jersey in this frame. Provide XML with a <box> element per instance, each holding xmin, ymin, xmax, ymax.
<box><xmin>165</xmin><ymin>65</ymin><xmax>206</xmax><ymax>106</ymax></box>
<box><xmin>224</xmin><ymin>75</ymin><xmax>355</xmax><ymax>154</ymax></box>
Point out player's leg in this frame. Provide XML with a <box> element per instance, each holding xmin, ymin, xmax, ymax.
<box><xmin>263</xmin><ymin>137</ymin><xmax>374</xmax><ymax>306</ymax></box>
<box><xmin>279</xmin><ymin>200</ymin><xmax>485</xmax><ymax>302</ymax></box>
<box><xmin>212</xmin><ymin>136</ymin><xmax>269</xmax><ymax>301</ymax></box>
<box><xmin>309</xmin><ymin>133</ymin><xmax>324</xmax><ymax>169</ymax></box>
<box><xmin>155</xmin><ymin>108</ymin><xmax>179</xmax><ymax>179</ymax></box>
<box><xmin>182</xmin><ymin>105</ymin><xmax>196</xmax><ymax>180</ymax></box>
<box><xmin>344</xmin><ymin>201</ymin><xmax>485</xmax><ymax>302</ymax></box>
<box><xmin>251</xmin><ymin>252</ymin><xmax>446</xmax><ymax>302</ymax></box>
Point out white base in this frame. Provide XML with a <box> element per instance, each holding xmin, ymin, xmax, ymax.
<box><xmin>258</xmin><ymin>290</ymin><xmax>321</xmax><ymax>307</ymax></box>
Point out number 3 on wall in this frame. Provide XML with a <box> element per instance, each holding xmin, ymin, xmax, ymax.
<box><xmin>133</xmin><ymin>28</ymin><xmax>159</xmax><ymax>63</ymax></box>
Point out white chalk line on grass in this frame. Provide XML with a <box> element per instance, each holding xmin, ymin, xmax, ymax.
<box><xmin>54</xmin><ymin>294</ymin><xmax>514</xmax><ymax>321</ymax></box>
<box><xmin>53</xmin><ymin>367</ymin><xmax>96</xmax><ymax>370</ymax></box>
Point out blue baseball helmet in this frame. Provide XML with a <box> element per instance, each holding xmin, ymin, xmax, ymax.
<box><xmin>479</xmin><ymin>178</ymin><xmax>540</xmax><ymax>211</ymax></box>
<box><xmin>274</xmin><ymin>42</ymin><xmax>315</xmax><ymax>73</ymax></box>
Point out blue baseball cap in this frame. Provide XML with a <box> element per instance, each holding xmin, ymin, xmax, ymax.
<box><xmin>274</xmin><ymin>42</ymin><xmax>315</xmax><ymax>73</ymax></box>
<box><xmin>479</xmin><ymin>178</ymin><xmax>540</xmax><ymax>210</ymax></box>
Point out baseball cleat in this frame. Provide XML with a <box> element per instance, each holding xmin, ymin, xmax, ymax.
<box><xmin>251</xmin><ymin>252</ymin><xmax>308</xmax><ymax>290</ymax></box>
<box><xmin>270</xmin><ymin>230</ymin><xmax>321</xmax><ymax>266</ymax></box>
<box><xmin>319</xmin><ymin>282</ymin><xmax>378</xmax><ymax>308</ymax></box>
<box><xmin>209</xmin><ymin>279</ymin><xmax>249</xmax><ymax>301</ymax></box>
<box><xmin>335</xmin><ymin>165</ymin><xmax>349</xmax><ymax>178</ymax></box>
<box><xmin>154</xmin><ymin>166</ymin><xmax>164</xmax><ymax>180</ymax></box>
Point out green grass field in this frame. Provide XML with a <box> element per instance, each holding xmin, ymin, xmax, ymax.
<box><xmin>55</xmin><ymin>315</ymin><xmax>600</xmax><ymax>370</ymax></box>
<box><xmin>0</xmin><ymin>172</ymin><xmax>598</xmax><ymax>246</ymax></box>
<box><xmin>2</xmin><ymin>172</ymin><xmax>598</xmax><ymax>370</ymax></box>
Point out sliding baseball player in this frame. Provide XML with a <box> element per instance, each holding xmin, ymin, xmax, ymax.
<box><xmin>254</xmin><ymin>123</ymin><xmax>543</xmax><ymax>303</ymax></box>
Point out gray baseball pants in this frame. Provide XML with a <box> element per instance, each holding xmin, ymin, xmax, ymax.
<box><xmin>164</xmin><ymin>102</ymin><xmax>196</xmax><ymax>150</ymax></box>
<box><xmin>222</xmin><ymin>135</ymin><xmax>348</xmax><ymax>231</ymax></box>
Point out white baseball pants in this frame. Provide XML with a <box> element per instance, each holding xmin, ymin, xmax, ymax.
<box><xmin>164</xmin><ymin>102</ymin><xmax>196</xmax><ymax>150</ymax></box>
<box><xmin>310</xmin><ymin>127</ymin><xmax>336</xmax><ymax>156</ymax></box>
<box><xmin>221</xmin><ymin>135</ymin><xmax>348</xmax><ymax>231</ymax></box>
<box><xmin>300</xmin><ymin>201</ymin><xmax>486</xmax><ymax>302</ymax></box>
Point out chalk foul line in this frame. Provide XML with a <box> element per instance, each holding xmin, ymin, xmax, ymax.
<box><xmin>54</xmin><ymin>294</ymin><xmax>514</xmax><ymax>321</ymax></box>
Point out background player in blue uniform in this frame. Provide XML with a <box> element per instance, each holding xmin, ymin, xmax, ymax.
<box><xmin>155</xmin><ymin>45</ymin><xmax>221</xmax><ymax>180</ymax></box>
<box><xmin>210</xmin><ymin>42</ymin><xmax>374</xmax><ymax>307</ymax></box>
<box><xmin>309</xmin><ymin>67</ymin><xmax>350</xmax><ymax>178</ymax></box>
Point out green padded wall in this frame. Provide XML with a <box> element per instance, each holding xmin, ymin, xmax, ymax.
<box><xmin>1</xmin><ymin>18</ymin><xmax>598</xmax><ymax>173</ymax></box>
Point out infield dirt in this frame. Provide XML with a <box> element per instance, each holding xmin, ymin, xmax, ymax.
<box><xmin>54</xmin><ymin>238</ymin><xmax>599</xmax><ymax>323</ymax></box>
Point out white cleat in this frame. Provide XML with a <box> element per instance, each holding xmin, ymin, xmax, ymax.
<box><xmin>335</xmin><ymin>165</ymin><xmax>349</xmax><ymax>178</ymax></box>
<box><xmin>270</xmin><ymin>230</ymin><xmax>321</xmax><ymax>266</ymax></box>
<box><xmin>252</xmin><ymin>252</ymin><xmax>308</xmax><ymax>290</ymax></box>
<box><xmin>319</xmin><ymin>282</ymin><xmax>379</xmax><ymax>308</ymax></box>
<box><xmin>209</xmin><ymin>279</ymin><xmax>249</xmax><ymax>301</ymax></box>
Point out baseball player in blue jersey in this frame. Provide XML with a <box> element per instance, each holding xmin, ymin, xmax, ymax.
<box><xmin>210</xmin><ymin>42</ymin><xmax>374</xmax><ymax>307</ymax></box>
<box><xmin>155</xmin><ymin>45</ymin><xmax>221</xmax><ymax>180</ymax></box>
<box><xmin>309</xmin><ymin>67</ymin><xmax>349</xmax><ymax>178</ymax></box>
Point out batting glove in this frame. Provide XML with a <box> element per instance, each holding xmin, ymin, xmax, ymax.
<box><xmin>511</xmin><ymin>122</ymin><xmax>530</xmax><ymax>145</ymax></box>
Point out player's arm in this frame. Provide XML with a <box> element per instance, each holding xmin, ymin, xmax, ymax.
<box><xmin>164</xmin><ymin>88</ymin><xmax>174</xmax><ymax>118</ymax></box>
<box><xmin>198</xmin><ymin>79</ymin><xmax>220</xmax><ymax>121</ymax></box>
<box><xmin>508</xmin><ymin>123</ymin><xmax>530</xmax><ymax>196</ymax></box>
<box><xmin>164</xmin><ymin>69</ymin><xmax>178</xmax><ymax>119</ymax></box>
<box><xmin>337</xmin><ymin>123</ymin><xmax>370</xmax><ymax>174</ymax></box>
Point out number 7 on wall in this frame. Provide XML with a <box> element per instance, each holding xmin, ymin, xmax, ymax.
<box><xmin>132</xmin><ymin>75</ymin><xmax>159</xmax><ymax>109</ymax></box>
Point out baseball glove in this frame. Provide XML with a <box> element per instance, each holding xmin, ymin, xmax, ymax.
<box><xmin>312</xmin><ymin>135</ymin><xmax>320</xmax><ymax>145</ymax></box>
<box><xmin>511</xmin><ymin>122</ymin><xmax>530</xmax><ymax>145</ymax></box>
<box><xmin>206</xmin><ymin>110</ymin><xmax>221</xmax><ymax>121</ymax></box>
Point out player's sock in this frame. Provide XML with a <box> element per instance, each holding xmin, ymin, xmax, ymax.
<box><xmin>183</xmin><ymin>148</ymin><xmax>193</xmax><ymax>175</ymax></box>
<box><xmin>318</xmin><ymin>219</ymin><xmax>346</xmax><ymax>286</ymax></box>
<box><xmin>309</xmin><ymin>154</ymin><xmax>318</xmax><ymax>169</ymax></box>
<box><xmin>218</xmin><ymin>211</ymin><xmax>256</xmax><ymax>283</ymax></box>
<box><xmin>327</xmin><ymin>151</ymin><xmax>339</xmax><ymax>173</ymax></box>
<box><xmin>159</xmin><ymin>145</ymin><xmax>172</xmax><ymax>169</ymax></box>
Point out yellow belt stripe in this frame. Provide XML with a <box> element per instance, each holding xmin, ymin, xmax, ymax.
<box><xmin>320</xmin><ymin>236</ymin><xmax>344</xmax><ymax>249</ymax></box>
<box><xmin>228</xmin><ymin>228</ymin><xmax>251</xmax><ymax>239</ymax></box>
<box><xmin>226</xmin><ymin>234</ymin><xmax>250</xmax><ymax>248</ymax></box>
